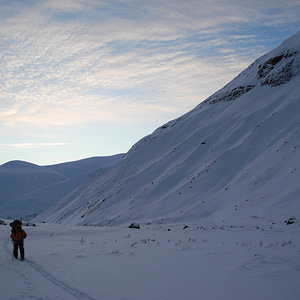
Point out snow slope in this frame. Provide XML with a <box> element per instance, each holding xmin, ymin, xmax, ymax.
<box><xmin>0</xmin><ymin>220</ymin><xmax>299</xmax><ymax>300</ymax></box>
<box><xmin>0</xmin><ymin>155</ymin><xmax>124</xmax><ymax>220</ymax></box>
<box><xmin>36</xmin><ymin>32</ymin><xmax>300</xmax><ymax>227</ymax></box>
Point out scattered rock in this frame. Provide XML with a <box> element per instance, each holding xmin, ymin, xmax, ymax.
<box><xmin>205</xmin><ymin>85</ymin><xmax>255</xmax><ymax>104</ymax></box>
<box><xmin>284</xmin><ymin>217</ymin><xmax>296</xmax><ymax>225</ymax></box>
<box><xmin>129</xmin><ymin>223</ymin><xmax>140</xmax><ymax>229</ymax></box>
<box><xmin>258</xmin><ymin>51</ymin><xmax>299</xmax><ymax>87</ymax></box>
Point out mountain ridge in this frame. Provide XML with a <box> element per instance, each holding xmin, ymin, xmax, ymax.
<box><xmin>0</xmin><ymin>154</ymin><xmax>124</xmax><ymax>219</ymax></box>
<box><xmin>36</xmin><ymin>31</ymin><xmax>300</xmax><ymax>226</ymax></box>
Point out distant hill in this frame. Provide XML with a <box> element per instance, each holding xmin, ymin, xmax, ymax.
<box><xmin>36</xmin><ymin>32</ymin><xmax>300</xmax><ymax>226</ymax></box>
<box><xmin>0</xmin><ymin>155</ymin><xmax>124</xmax><ymax>220</ymax></box>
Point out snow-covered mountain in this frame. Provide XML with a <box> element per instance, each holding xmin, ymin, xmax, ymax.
<box><xmin>0</xmin><ymin>155</ymin><xmax>124</xmax><ymax>220</ymax></box>
<box><xmin>36</xmin><ymin>32</ymin><xmax>300</xmax><ymax>226</ymax></box>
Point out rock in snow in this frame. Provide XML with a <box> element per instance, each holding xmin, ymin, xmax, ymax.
<box><xmin>128</xmin><ymin>222</ymin><xmax>141</xmax><ymax>229</ymax></box>
<box><xmin>35</xmin><ymin>32</ymin><xmax>300</xmax><ymax>226</ymax></box>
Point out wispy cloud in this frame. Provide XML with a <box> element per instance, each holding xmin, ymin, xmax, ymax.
<box><xmin>0</xmin><ymin>142</ymin><xmax>70</xmax><ymax>151</ymax></box>
<box><xmin>0</xmin><ymin>0</ymin><xmax>299</xmax><ymax>164</ymax></box>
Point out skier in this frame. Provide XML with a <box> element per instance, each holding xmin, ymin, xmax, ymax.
<box><xmin>10</xmin><ymin>221</ymin><xmax>27</xmax><ymax>260</ymax></box>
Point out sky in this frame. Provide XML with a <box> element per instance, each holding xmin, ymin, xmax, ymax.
<box><xmin>0</xmin><ymin>0</ymin><xmax>299</xmax><ymax>166</ymax></box>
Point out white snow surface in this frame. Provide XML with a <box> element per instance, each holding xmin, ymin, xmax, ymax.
<box><xmin>36</xmin><ymin>31</ymin><xmax>300</xmax><ymax>227</ymax></box>
<box><xmin>1</xmin><ymin>220</ymin><xmax>299</xmax><ymax>300</ymax></box>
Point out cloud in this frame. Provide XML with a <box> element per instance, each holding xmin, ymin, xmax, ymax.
<box><xmin>0</xmin><ymin>0</ymin><xmax>299</xmax><ymax>165</ymax></box>
<box><xmin>0</xmin><ymin>142</ymin><xmax>70</xmax><ymax>150</ymax></box>
<box><xmin>0</xmin><ymin>0</ymin><xmax>299</xmax><ymax>136</ymax></box>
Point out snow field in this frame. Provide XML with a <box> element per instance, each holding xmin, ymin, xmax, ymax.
<box><xmin>1</xmin><ymin>220</ymin><xmax>299</xmax><ymax>300</ymax></box>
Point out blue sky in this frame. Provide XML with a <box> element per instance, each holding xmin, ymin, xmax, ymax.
<box><xmin>0</xmin><ymin>0</ymin><xmax>299</xmax><ymax>165</ymax></box>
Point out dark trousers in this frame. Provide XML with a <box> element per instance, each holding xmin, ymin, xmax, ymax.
<box><xmin>13</xmin><ymin>241</ymin><xmax>25</xmax><ymax>260</ymax></box>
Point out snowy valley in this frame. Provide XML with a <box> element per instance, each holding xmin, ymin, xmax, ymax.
<box><xmin>1</xmin><ymin>219</ymin><xmax>299</xmax><ymax>300</ymax></box>
<box><xmin>1</xmin><ymin>32</ymin><xmax>300</xmax><ymax>300</ymax></box>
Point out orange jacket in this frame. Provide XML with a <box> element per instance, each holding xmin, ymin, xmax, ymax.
<box><xmin>10</xmin><ymin>225</ymin><xmax>27</xmax><ymax>243</ymax></box>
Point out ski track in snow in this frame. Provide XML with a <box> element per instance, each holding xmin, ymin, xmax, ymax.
<box><xmin>2</xmin><ymin>238</ymin><xmax>96</xmax><ymax>300</ymax></box>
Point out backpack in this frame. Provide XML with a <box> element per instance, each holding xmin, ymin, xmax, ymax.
<box><xmin>10</xmin><ymin>220</ymin><xmax>22</xmax><ymax>230</ymax></box>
